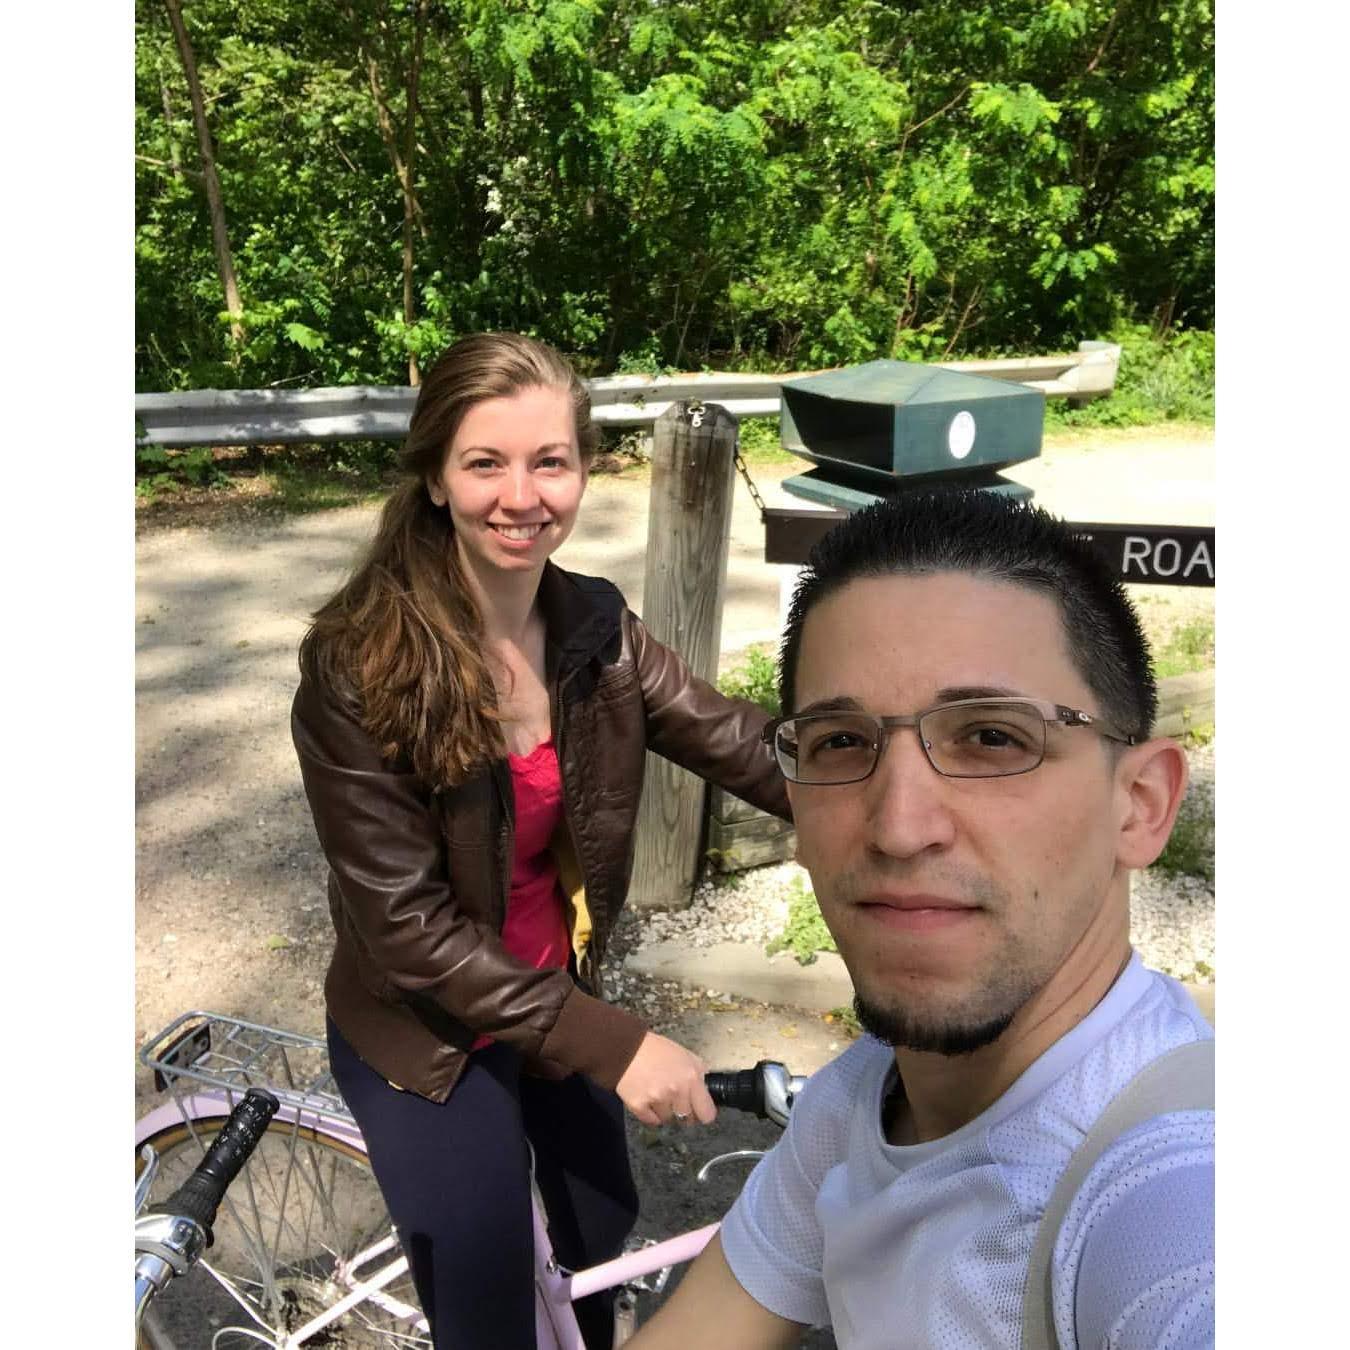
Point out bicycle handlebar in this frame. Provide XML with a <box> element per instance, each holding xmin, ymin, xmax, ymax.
<box><xmin>704</xmin><ymin>1061</ymin><xmax>805</xmax><ymax>1128</ymax></box>
<box><xmin>704</xmin><ymin>1067</ymin><xmax>764</xmax><ymax>1116</ymax></box>
<box><xmin>154</xmin><ymin>1087</ymin><xmax>280</xmax><ymax>1242</ymax></box>
<box><xmin>136</xmin><ymin>1087</ymin><xmax>282</xmax><ymax>1337</ymax></box>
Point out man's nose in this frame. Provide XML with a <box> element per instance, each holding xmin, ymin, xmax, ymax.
<box><xmin>862</xmin><ymin>727</ymin><xmax>956</xmax><ymax>859</ymax></box>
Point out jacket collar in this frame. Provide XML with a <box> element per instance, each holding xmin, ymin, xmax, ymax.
<box><xmin>536</xmin><ymin>562</ymin><xmax>624</xmax><ymax>676</ymax></box>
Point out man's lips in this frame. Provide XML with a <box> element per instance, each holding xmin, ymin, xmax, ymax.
<box><xmin>856</xmin><ymin>894</ymin><xmax>979</xmax><ymax>933</ymax></box>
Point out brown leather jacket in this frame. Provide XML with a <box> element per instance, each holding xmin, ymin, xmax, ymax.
<box><xmin>292</xmin><ymin>563</ymin><xmax>791</xmax><ymax>1103</ymax></box>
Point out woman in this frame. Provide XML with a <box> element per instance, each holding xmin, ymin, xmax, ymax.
<box><xmin>291</xmin><ymin>332</ymin><xmax>790</xmax><ymax>1349</ymax></box>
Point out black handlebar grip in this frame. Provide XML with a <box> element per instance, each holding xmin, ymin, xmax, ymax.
<box><xmin>704</xmin><ymin>1066</ymin><xmax>766</xmax><ymax>1117</ymax></box>
<box><xmin>158</xmin><ymin>1088</ymin><xmax>280</xmax><ymax>1241</ymax></box>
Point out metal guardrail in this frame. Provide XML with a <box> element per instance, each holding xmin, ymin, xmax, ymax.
<box><xmin>135</xmin><ymin>341</ymin><xmax>1121</xmax><ymax>449</ymax></box>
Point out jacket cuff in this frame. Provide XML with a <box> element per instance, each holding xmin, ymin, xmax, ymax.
<box><xmin>540</xmin><ymin>988</ymin><xmax>650</xmax><ymax>1091</ymax></box>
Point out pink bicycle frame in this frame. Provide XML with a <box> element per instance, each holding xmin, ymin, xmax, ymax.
<box><xmin>535</xmin><ymin>1195</ymin><xmax>719</xmax><ymax>1350</ymax></box>
<box><xmin>136</xmin><ymin>1091</ymin><xmax>723</xmax><ymax>1349</ymax></box>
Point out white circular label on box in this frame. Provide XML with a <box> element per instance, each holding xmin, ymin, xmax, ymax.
<box><xmin>948</xmin><ymin>411</ymin><xmax>976</xmax><ymax>459</ymax></box>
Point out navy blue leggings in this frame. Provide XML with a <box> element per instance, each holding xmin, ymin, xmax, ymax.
<box><xmin>327</xmin><ymin>1019</ymin><xmax>638</xmax><ymax>1350</ymax></box>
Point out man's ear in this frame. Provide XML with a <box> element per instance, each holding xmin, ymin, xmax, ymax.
<box><xmin>1115</xmin><ymin>738</ymin><xmax>1190</xmax><ymax>870</ymax></box>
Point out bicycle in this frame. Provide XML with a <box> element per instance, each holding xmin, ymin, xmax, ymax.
<box><xmin>135</xmin><ymin>1010</ymin><xmax>806</xmax><ymax>1349</ymax></box>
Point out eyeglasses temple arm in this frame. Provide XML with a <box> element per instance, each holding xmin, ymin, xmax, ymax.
<box><xmin>1053</xmin><ymin>705</ymin><xmax>1136</xmax><ymax>746</ymax></box>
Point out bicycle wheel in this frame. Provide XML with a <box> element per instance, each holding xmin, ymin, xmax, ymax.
<box><xmin>137</xmin><ymin>1111</ymin><xmax>430</xmax><ymax>1349</ymax></box>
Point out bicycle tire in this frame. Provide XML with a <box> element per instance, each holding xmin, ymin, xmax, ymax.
<box><xmin>137</xmin><ymin>1111</ymin><xmax>429</xmax><ymax>1350</ymax></box>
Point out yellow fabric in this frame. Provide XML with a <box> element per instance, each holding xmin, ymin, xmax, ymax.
<box><xmin>549</xmin><ymin>819</ymin><xmax>592</xmax><ymax>964</ymax></box>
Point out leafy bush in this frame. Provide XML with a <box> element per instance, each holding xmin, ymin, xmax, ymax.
<box><xmin>134</xmin><ymin>445</ymin><xmax>229</xmax><ymax>498</ymax></box>
<box><xmin>1046</xmin><ymin>324</ymin><xmax>1215</xmax><ymax>429</ymax></box>
<box><xmin>736</xmin><ymin>415</ymin><xmax>797</xmax><ymax>466</ymax></box>
<box><xmin>717</xmin><ymin>644</ymin><xmax>780</xmax><ymax>714</ymax></box>
<box><xmin>765</xmin><ymin>875</ymin><xmax>837</xmax><ymax>966</ymax></box>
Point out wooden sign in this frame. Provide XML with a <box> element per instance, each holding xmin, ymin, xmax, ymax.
<box><xmin>762</xmin><ymin>508</ymin><xmax>1215</xmax><ymax>587</ymax></box>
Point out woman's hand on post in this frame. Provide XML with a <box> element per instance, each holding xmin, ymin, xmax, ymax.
<box><xmin>615</xmin><ymin>1032</ymin><xmax>718</xmax><ymax>1127</ymax></box>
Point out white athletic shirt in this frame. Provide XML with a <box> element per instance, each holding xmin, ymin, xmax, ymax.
<box><xmin>719</xmin><ymin>954</ymin><xmax>1214</xmax><ymax>1348</ymax></box>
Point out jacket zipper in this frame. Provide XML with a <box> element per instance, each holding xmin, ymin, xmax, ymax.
<box><xmin>490</xmin><ymin>759</ymin><xmax>513</xmax><ymax>932</ymax></box>
<box><xmin>552</xmin><ymin>664</ymin><xmax>599</xmax><ymax>989</ymax></box>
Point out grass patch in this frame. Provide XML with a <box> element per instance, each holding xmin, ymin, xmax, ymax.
<box><xmin>263</xmin><ymin>453</ymin><xmax>395</xmax><ymax>514</ymax></box>
<box><xmin>765</xmin><ymin>875</ymin><xmax>837</xmax><ymax>966</ymax></box>
<box><xmin>1152</xmin><ymin>617</ymin><xmax>1215</xmax><ymax>680</ymax></box>
<box><xmin>135</xmin><ymin>441</ymin><xmax>401</xmax><ymax>521</ymax></box>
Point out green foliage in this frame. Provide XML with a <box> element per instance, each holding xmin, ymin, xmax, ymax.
<box><xmin>1179</xmin><ymin>722</ymin><xmax>1215</xmax><ymax>750</ymax></box>
<box><xmin>260</xmin><ymin>441</ymin><xmax>398</xmax><ymax>514</ymax></box>
<box><xmin>137</xmin><ymin>0</ymin><xmax>1213</xmax><ymax>389</ymax></box>
<box><xmin>1155</xmin><ymin>783</ymin><xmax>1214</xmax><ymax>886</ymax></box>
<box><xmin>1152</xmin><ymin>617</ymin><xmax>1215</xmax><ymax>680</ymax></box>
<box><xmin>613</xmin><ymin>338</ymin><xmax>673</xmax><ymax>376</ymax></box>
<box><xmin>1045</xmin><ymin>324</ymin><xmax>1215</xmax><ymax>429</ymax></box>
<box><xmin>736</xmin><ymin>416</ymin><xmax>796</xmax><ymax>465</ymax></box>
<box><xmin>717</xmin><ymin>643</ymin><xmax>780</xmax><ymax>715</ymax></box>
<box><xmin>826</xmin><ymin>1004</ymin><xmax>862</xmax><ymax>1038</ymax></box>
<box><xmin>134</xmin><ymin>445</ymin><xmax>229</xmax><ymax>497</ymax></box>
<box><xmin>765</xmin><ymin>875</ymin><xmax>837</xmax><ymax>966</ymax></box>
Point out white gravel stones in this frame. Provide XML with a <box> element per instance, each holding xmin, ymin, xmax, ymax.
<box><xmin>615</xmin><ymin>860</ymin><xmax>800</xmax><ymax>954</ymax></box>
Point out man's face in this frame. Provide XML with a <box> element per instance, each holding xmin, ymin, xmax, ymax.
<box><xmin>787</xmin><ymin>571</ymin><xmax>1128</xmax><ymax>1055</ymax></box>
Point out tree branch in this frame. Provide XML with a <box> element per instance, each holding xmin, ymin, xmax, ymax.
<box><xmin>162</xmin><ymin>0</ymin><xmax>244</xmax><ymax>343</ymax></box>
<box><xmin>906</xmin><ymin>84</ymin><xmax>971</xmax><ymax>139</ymax></box>
<box><xmin>136</xmin><ymin>152</ymin><xmax>203</xmax><ymax>181</ymax></box>
<box><xmin>1085</xmin><ymin>2</ymin><xmax>1126</xmax><ymax>76</ymax></box>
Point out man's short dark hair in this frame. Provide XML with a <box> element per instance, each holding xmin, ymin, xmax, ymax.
<box><xmin>780</xmin><ymin>489</ymin><xmax>1158</xmax><ymax>739</ymax></box>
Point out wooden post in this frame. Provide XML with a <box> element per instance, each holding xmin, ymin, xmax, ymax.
<box><xmin>628</xmin><ymin>401</ymin><xmax>739</xmax><ymax>910</ymax></box>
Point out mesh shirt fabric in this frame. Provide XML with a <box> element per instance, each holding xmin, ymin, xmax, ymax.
<box><xmin>718</xmin><ymin>954</ymin><xmax>1214</xmax><ymax>1348</ymax></box>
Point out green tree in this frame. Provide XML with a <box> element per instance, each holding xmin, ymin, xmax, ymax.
<box><xmin>135</xmin><ymin>0</ymin><xmax>1213</xmax><ymax>389</ymax></box>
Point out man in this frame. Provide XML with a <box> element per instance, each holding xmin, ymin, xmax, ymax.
<box><xmin>631</xmin><ymin>489</ymin><xmax>1213</xmax><ymax>1348</ymax></box>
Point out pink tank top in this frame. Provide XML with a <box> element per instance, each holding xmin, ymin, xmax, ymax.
<box><xmin>471</xmin><ymin>738</ymin><xmax>571</xmax><ymax>1051</ymax></box>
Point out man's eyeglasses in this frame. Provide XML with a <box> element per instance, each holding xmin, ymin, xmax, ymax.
<box><xmin>762</xmin><ymin>698</ymin><xmax>1136</xmax><ymax>785</ymax></box>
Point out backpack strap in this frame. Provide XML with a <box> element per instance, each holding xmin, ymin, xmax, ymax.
<box><xmin>1020</xmin><ymin>1038</ymin><xmax>1215</xmax><ymax>1350</ymax></box>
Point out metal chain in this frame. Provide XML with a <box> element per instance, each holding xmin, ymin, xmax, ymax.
<box><xmin>687</xmin><ymin>399</ymin><xmax>770</xmax><ymax>522</ymax></box>
<box><xmin>733</xmin><ymin>441</ymin><xmax>770</xmax><ymax>521</ymax></box>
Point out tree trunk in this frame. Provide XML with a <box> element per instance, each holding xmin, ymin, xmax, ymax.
<box><xmin>402</xmin><ymin>0</ymin><xmax>430</xmax><ymax>385</ymax></box>
<box><xmin>162</xmin><ymin>0</ymin><xmax>244</xmax><ymax>344</ymax></box>
<box><xmin>347</xmin><ymin>1</ymin><xmax>430</xmax><ymax>386</ymax></box>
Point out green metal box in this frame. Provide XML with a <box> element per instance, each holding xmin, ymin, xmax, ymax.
<box><xmin>779</xmin><ymin>360</ymin><xmax>1044</xmax><ymax>486</ymax></box>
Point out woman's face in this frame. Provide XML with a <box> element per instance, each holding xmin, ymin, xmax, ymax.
<box><xmin>429</xmin><ymin>385</ymin><xmax>588</xmax><ymax>578</ymax></box>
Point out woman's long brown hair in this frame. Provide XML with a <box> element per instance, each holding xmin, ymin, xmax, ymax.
<box><xmin>300</xmin><ymin>333</ymin><xmax>599</xmax><ymax>789</ymax></box>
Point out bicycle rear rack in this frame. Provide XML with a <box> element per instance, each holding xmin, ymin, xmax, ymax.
<box><xmin>138</xmin><ymin>1010</ymin><xmax>353</xmax><ymax>1124</ymax></box>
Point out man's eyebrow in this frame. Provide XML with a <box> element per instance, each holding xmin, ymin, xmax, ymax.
<box><xmin>795</xmin><ymin>687</ymin><xmax>1031</xmax><ymax>716</ymax></box>
<box><xmin>933</xmin><ymin>685</ymin><xmax>1028</xmax><ymax>703</ymax></box>
<box><xmin>795</xmin><ymin>695</ymin><xmax>867</xmax><ymax>716</ymax></box>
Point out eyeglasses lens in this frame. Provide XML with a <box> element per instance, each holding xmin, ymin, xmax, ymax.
<box><xmin>774</xmin><ymin>712</ymin><xmax>878</xmax><ymax>784</ymax></box>
<box><xmin>922</xmin><ymin>701</ymin><xmax>1046</xmax><ymax>777</ymax></box>
<box><xmin>775</xmin><ymin>701</ymin><xmax>1049</xmax><ymax>783</ymax></box>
